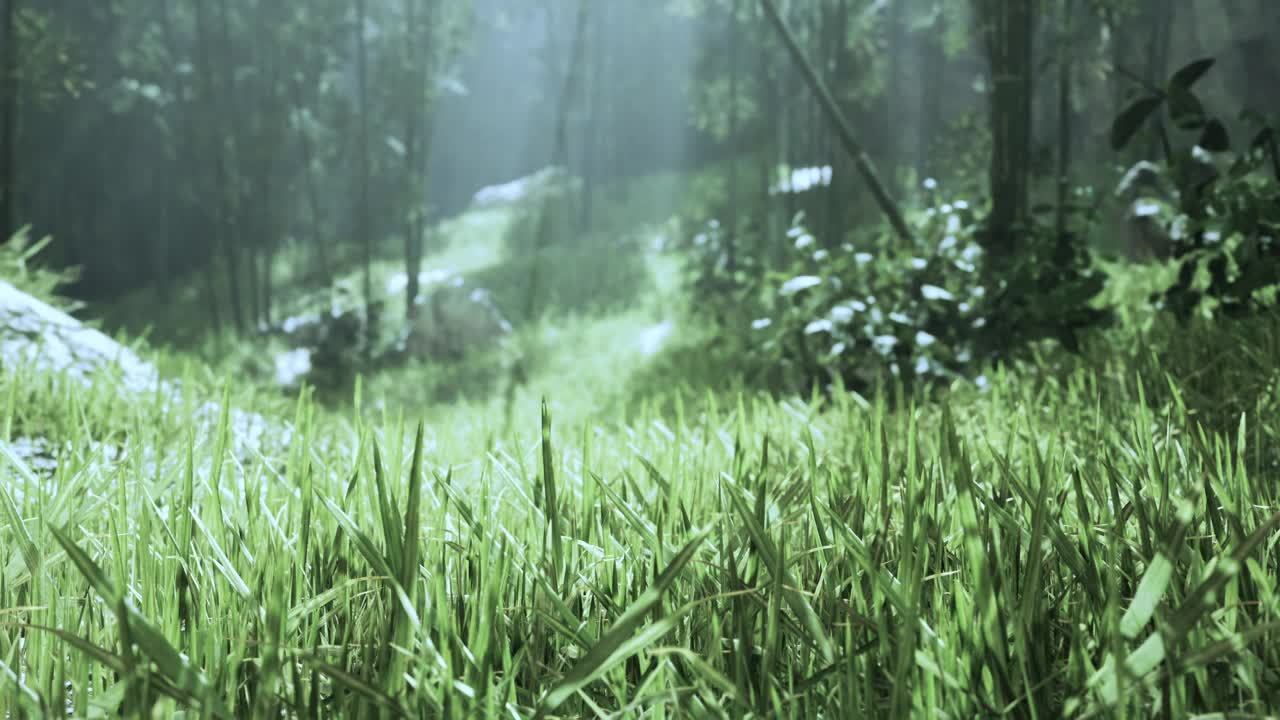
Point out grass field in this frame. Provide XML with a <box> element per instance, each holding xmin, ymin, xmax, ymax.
<box><xmin>2</xmin><ymin>196</ymin><xmax>1280</xmax><ymax>717</ymax></box>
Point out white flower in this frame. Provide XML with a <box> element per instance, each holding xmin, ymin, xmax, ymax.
<box><xmin>805</xmin><ymin>319</ymin><xmax>834</xmax><ymax>334</ymax></box>
<box><xmin>779</xmin><ymin>275</ymin><xmax>822</xmax><ymax>296</ymax></box>
<box><xmin>921</xmin><ymin>284</ymin><xmax>954</xmax><ymax>301</ymax></box>
<box><xmin>915</xmin><ymin>330</ymin><xmax>937</xmax><ymax>347</ymax></box>
<box><xmin>831</xmin><ymin>305</ymin><xmax>855</xmax><ymax>323</ymax></box>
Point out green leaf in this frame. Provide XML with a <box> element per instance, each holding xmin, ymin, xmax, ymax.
<box><xmin>1169</xmin><ymin>57</ymin><xmax>1216</xmax><ymax>89</ymax></box>
<box><xmin>0</xmin><ymin>441</ymin><xmax>44</xmax><ymax>580</ymax></box>
<box><xmin>1250</xmin><ymin>126</ymin><xmax>1275</xmax><ymax>152</ymax></box>
<box><xmin>298</xmin><ymin>651</ymin><xmax>408</xmax><ymax>717</ymax></box>
<box><xmin>1198</xmin><ymin>119</ymin><xmax>1230</xmax><ymax>152</ymax></box>
<box><xmin>1120</xmin><ymin>553</ymin><xmax>1173</xmax><ymax>639</ymax></box>
<box><xmin>1111</xmin><ymin>96</ymin><xmax>1163</xmax><ymax>150</ymax></box>
<box><xmin>1167</xmin><ymin>84</ymin><xmax>1206</xmax><ymax>130</ymax></box>
<box><xmin>541</xmin><ymin>399</ymin><xmax>564</xmax><ymax>587</ymax></box>
<box><xmin>728</xmin><ymin>484</ymin><xmax>835</xmax><ymax>663</ymax></box>
<box><xmin>536</xmin><ymin>530</ymin><xmax>708</xmax><ymax>716</ymax></box>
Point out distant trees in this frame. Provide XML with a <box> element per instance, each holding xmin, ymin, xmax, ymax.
<box><xmin>0</xmin><ymin>0</ymin><xmax>1275</xmax><ymax>345</ymax></box>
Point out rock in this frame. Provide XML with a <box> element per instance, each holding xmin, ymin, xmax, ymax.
<box><xmin>470</xmin><ymin>166</ymin><xmax>571</xmax><ymax>209</ymax></box>
<box><xmin>0</xmin><ymin>279</ymin><xmax>286</xmax><ymax>474</ymax></box>
<box><xmin>385</xmin><ymin>268</ymin><xmax>453</xmax><ymax>297</ymax></box>
<box><xmin>0</xmin><ymin>279</ymin><xmax>158</xmax><ymax>393</ymax></box>
<box><xmin>405</xmin><ymin>279</ymin><xmax>513</xmax><ymax>360</ymax></box>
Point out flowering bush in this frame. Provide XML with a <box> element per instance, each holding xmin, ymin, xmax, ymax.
<box><xmin>683</xmin><ymin>182</ymin><xmax>1111</xmax><ymax>394</ymax></box>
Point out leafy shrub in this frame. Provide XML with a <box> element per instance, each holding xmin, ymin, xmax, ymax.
<box><xmin>682</xmin><ymin>183</ymin><xmax>1111</xmax><ymax>394</ymax></box>
<box><xmin>1111</xmin><ymin>57</ymin><xmax>1280</xmax><ymax>319</ymax></box>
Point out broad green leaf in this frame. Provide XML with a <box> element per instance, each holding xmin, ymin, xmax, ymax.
<box><xmin>1170</xmin><ymin>57</ymin><xmax>1216</xmax><ymax>89</ymax></box>
<box><xmin>1111</xmin><ymin>96</ymin><xmax>1163</xmax><ymax>150</ymax></box>
<box><xmin>1120</xmin><ymin>553</ymin><xmax>1173</xmax><ymax>639</ymax></box>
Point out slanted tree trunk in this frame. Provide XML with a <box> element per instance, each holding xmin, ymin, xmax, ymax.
<box><xmin>759</xmin><ymin>0</ymin><xmax>914</xmax><ymax>243</ymax></box>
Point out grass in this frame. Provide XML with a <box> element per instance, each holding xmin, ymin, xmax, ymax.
<box><xmin>3</xmin><ymin>176</ymin><xmax>1280</xmax><ymax>717</ymax></box>
<box><xmin>2</xmin><ymin>299</ymin><xmax>1280</xmax><ymax>716</ymax></box>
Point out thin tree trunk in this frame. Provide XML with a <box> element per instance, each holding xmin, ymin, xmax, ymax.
<box><xmin>0</xmin><ymin>0</ymin><xmax>18</xmax><ymax>240</ymax></box>
<box><xmin>356</xmin><ymin>0</ymin><xmax>373</xmax><ymax>354</ymax></box>
<box><xmin>1055</xmin><ymin>0</ymin><xmax>1075</xmax><ymax>246</ymax></box>
<box><xmin>194</xmin><ymin>0</ymin><xmax>245</xmax><ymax>331</ymax></box>
<box><xmin>578</xmin><ymin>0</ymin><xmax>605</xmax><ymax>234</ymax></box>
<box><xmin>526</xmin><ymin>0</ymin><xmax>589</xmax><ymax>322</ymax></box>
<box><xmin>1143</xmin><ymin>0</ymin><xmax>1173</xmax><ymax>162</ymax></box>
<box><xmin>402</xmin><ymin>0</ymin><xmax>425</xmax><ymax>322</ymax></box>
<box><xmin>725</xmin><ymin>0</ymin><xmax>741</xmax><ymax>273</ymax></box>
<box><xmin>215</xmin><ymin>0</ymin><xmax>255</xmax><ymax>329</ymax></box>
<box><xmin>975</xmin><ymin>0</ymin><xmax>1036</xmax><ymax>262</ymax></box>
<box><xmin>759</xmin><ymin>0</ymin><xmax>914</xmax><ymax>243</ymax></box>
<box><xmin>167</xmin><ymin>0</ymin><xmax>222</xmax><ymax>329</ymax></box>
<box><xmin>917</xmin><ymin>0</ymin><xmax>943</xmax><ymax>182</ymax></box>
<box><xmin>290</xmin><ymin>73</ymin><xmax>331</xmax><ymax>285</ymax></box>
<box><xmin>255</xmin><ymin>0</ymin><xmax>283</xmax><ymax>328</ymax></box>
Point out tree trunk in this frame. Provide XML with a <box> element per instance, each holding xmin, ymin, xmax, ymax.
<box><xmin>578</xmin><ymin>0</ymin><xmax>605</xmax><ymax>234</ymax></box>
<box><xmin>215</xmin><ymin>0</ymin><xmax>255</xmax><ymax>330</ymax></box>
<box><xmin>916</xmin><ymin>0</ymin><xmax>943</xmax><ymax>182</ymax></box>
<box><xmin>194</xmin><ymin>0</ymin><xmax>245</xmax><ymax>331</ymax></box>
<box><xmin>1055</xmin><ymin>0</ymin><xmax>1075</xmax><ymax>247</ymax></box>
<box><xmin>974</xmin><ymin>0</ymin><xmax>1036</xmax><ymax>263</ymax></box>
<box><xmin>167</xmin><ymin>0</ymin><xmax>222</xmax><ymax>329</ymax></box>
<box><xmin>290</xmin><ymin>73</ymin><xmax>331</xmax><ymax>286</ymax></box>
<box><xmin>356</xmin><ymin>0</ymin><xmax>373</xmax><ymax>342</ymax></box>
<box><xmin>0</xmin><ymin>0</ymin><xmax>18</xmax><ymax>241</ymax></box>
<box><xmin>1142</xmin><ymin>0</ymin><xmax>1173</xmax><ymax>162</ymax></box>
<box><xmin>402</xmin><ymin>0</ymin><xmax>426</xmax><ymax>322</ymax></box>
<box><xmin>725</xmin><ymin>0</ymin><xmax>741</xmax><ymax>273</ymax></box>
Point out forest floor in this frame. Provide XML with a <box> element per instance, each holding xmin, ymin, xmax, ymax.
<box><xmin>2</xmin><ymin>177</ymin><xmax>1279</xmax><ymax>717</ymax></box>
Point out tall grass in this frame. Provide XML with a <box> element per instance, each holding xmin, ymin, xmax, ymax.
<box><xmin>1</xmin><ymin>316</ymin><xmax>1278</xmax><ymax>717</ymax></box>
